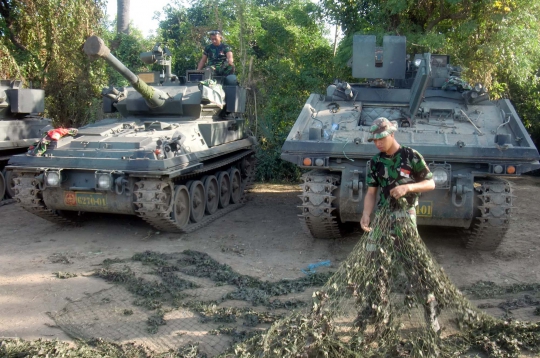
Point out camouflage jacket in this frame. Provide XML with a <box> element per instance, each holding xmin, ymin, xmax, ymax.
<box><xmin>203</xmin><ymin>43</ymin><xmax>231</xmax><ymax>67</ymax></box>
<box><xmin>441</xmin><ymin>76</ymin><xmax>472</xmax><ymax>92</ymax></box>
<box><xmin>367</xmin><ymin>146</ymin><xmax>433</xmax><ymax>210</ymax></box>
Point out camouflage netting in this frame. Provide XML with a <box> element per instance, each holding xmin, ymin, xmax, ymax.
<box><xmin>227</xmin><ymin>205</ymin><xmax>540</xmax><ymax>358</ymax></box>
<box><xmin>49</xmin><ymin>250</ymin><xmax>331</xmax><ymax>357</ymax></box>
<box><xmin>12</xmin><ymin>209</ymin><xmax>539</xmax><ymax>357</ymax></box>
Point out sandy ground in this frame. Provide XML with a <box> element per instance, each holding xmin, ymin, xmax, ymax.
<box><xmin>0</xmin><ymin>176</ymin><xmax>539</xmax><ymax>342</ymax></box>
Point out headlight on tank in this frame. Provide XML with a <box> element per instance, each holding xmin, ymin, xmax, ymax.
<box><xmin>45</xmin><ymin>170</ymin><xmax>61</xmax><ymax>187</ymax></box>
<box><xmin>95</xmin><ymin>172</ymin><xmax>113</xmax><ymax>190</ymax></box>
<box><xmin>428</xmin><ymin>163</ymin><xmax>451</xmax><ymax>189</ymax></box>
<box><xmin>432</xmin><ymin>168</ymin><xmax>448</xmax><ymax>186</ymax></box>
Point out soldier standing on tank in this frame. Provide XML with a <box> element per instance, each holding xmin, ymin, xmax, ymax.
<box><xmin>197</xmin><ymin>30</ymin><xmax>235</xmax><ymax>76</ymax></box>
<box><xmin>359</xmin><ymin>117</ymin><xmax>441</xmax><ymax>334</ymax></box>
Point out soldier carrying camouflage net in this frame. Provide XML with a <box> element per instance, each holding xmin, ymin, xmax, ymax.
<box><xmin>197</xmin><ymin>30</ymin><xmax>235</xmax><ymax>76</ymax></box>
<box><xmin>360</xmin><ymin>117</ymin><xmax>441</xmax><ymax>334</ymax></box>
<box><xmin>229</xmin><ymin>126</ymin><xmax>540</xmax><ymax>358</ymax></box>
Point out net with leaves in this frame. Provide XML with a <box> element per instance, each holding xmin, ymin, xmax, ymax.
<box><xmin>228</xmin><ymin>204</ymin><xmax>540</xmax><ymax>358</ymax></box>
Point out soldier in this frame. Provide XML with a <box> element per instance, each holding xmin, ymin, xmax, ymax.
<box><xmin>197</xmin><ymin>30</ymin><xmax>235</xmax><ymax>76</ymax></box>
<box><xmin>359</xmin><ymin>117</ymin><xmax>440</xmax><ymax>334</ymax></box>
<box><xmin>361</xmin><ymin>117</ymin><xmax>435</xmax><ymax>224</ymax></box>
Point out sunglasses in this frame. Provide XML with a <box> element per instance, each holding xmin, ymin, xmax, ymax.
<box><xmin>208</xmin><ymin>30</ymin><xmax>221</xmax><ymax>36</ymax></box>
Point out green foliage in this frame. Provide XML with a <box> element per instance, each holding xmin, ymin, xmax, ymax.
<box><xmin>0</xmin><ymin>0</ymin><xmax>108</xmax><ymax>127</ymax></box>
<box><xmin>327</xmin><ymin>0</ymin><xmax>540</xmax><ymax>143</ymax></box>
<box><xmin>156</xmin><ymin>1</ymin><xmax>222</xmax><ymax>76</ymax></box>
<box><xmin>0</xmin><ymin>338</ymin><xmax>208</xmax><ymax>358</ymax></box>
<box><xmin>102</xmin><ymin>29</ymin><xmax>155</xmax><ymax>87</ymax></box>
<box><xmin>246</xmin><ymin>1</ymin><xmax>337</xmax><ymax>181</ymax></box>
<box><xmin>507</xmin><ymin>76</ymin><xmax>540</xmax><ymax>145</ymax></box>
<box><xmin>157</xmin><ymin>0</ymin><xmax>335</xmax><ymax>181</ymax></box>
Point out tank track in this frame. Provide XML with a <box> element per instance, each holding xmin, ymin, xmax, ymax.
<box><xmin>298</xmin><ymin>171</ymin><xmax>343</xmax><ymax>239</ymax></box>
<box><xmin>463</xmin><ymin>178</ymin><xmax>513</xmax><ymax>251</ymax></box>
<box><xmin>1</xmin><ymin>169</ymin><xmax>16</xmax><ymax>206</ymax></box>
<box><xmin>12</xmin><ymin>173</ymin><xmax>79</xmax><ymax>225</ymax></box>
<box><xmin>134</xmin><ymin>150</ymin><xmax>256</xmax><ymax>234</ymax></box>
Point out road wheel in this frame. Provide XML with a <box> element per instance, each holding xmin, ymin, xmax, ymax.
<box><xmin>4</xmin><ymin>170</ymin><xmax>18</xmax><ymax>198</ymax></box>
<box><xmin>188</xmin><ymin>180</ymin><xmax>206</xmax><ymax>223</ymax></box>
<box><xmin>204</xmin><ymin>175</ymin><xmax>219</xmax><ymax>214</ymax></box>
<box><xmin>172</xmin><ymin>185</ymin><xmax>190</xmax><ymax>228</ymax></box>
<box><xmin>0</xmin><ymin>171</ymin><xmax>5</xmax><ymax>200</ymax></box>
<box><xmin>217</xmin><ymin>171</ymin><xmax>231</xmax><ymax>208</ymax></box>
<box><xmin>229</xmin><ymin>168</ymin><xmax>242</xmax><ymax>204</ymax></box>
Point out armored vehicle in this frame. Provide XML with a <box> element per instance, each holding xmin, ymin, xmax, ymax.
<box><xmin>7</xmin><ymin>36</ymin><xmax>256</xmax><ymax>232</ymax></box>
<box><xmin>281</xmin><ymin>35</ymin><xmax>540</xmax><ymax>250</ymax></box>
<box><xmin>0</xmin><ymin>80</ymin><xmax>51</xmax><ymax>201</ymax></box>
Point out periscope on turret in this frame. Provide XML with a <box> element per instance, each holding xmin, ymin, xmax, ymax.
<box><xmin>7</xmin><ymin>36</ymin><xmax>256</xmax><ymax>233</ymax></box>
<box><xmin>281</xmin><ymin>35</ymin><xmax>540</xmax><ymax>251</ymax></box>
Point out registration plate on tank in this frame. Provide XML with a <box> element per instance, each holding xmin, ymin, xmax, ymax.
<box><xmin>416</xmin><ymin>201</ymin><xmax>432</xmax><ymax>217</ymax></box>
<box><xmin>64</xmin><ymin>191</ymin><xmax>108</xmax><ymax>207</ymax></box>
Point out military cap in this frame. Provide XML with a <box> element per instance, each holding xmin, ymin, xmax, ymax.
<box><xmin>367</xmin><ymin>117</ymin><xmax>398</xmax><ymax>142</ymax></box>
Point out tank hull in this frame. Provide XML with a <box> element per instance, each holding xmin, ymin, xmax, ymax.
<box><xmin>7</xmin><ymin>37</ymin><xmax>257</xmax><ymax>232</ymax></box>
<box><xmin>0</xmin><ymin>80</ymin><xmax>51</xmax><ymax>200</ymax></box>
<box><xmin>8</xmin><ymin>118</ymin><xmax>257</xmax><ymax>232</ymax></box>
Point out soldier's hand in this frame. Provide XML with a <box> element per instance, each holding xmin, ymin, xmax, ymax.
<box><xmin>360</xmin><ymin>213</ymin><xmax>372</xmax><ymax>232</ymax></box>
<box><xmin>390</xmin><ymin>184</ymin><xmax>410</xmax><ymax>199</ymax></box>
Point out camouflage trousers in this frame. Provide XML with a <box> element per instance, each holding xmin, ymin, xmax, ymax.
<box><xmin>206</xmin><ymin>62</ymin><xmax>235</xmax><ymax>76</ymax></box>
<box><xmin>359</xmin><ymin>208</ymin><xmax>441</xmax><ymax>335</ymax></box>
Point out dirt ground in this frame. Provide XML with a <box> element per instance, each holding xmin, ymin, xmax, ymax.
<box><xmin>0</xmin><ymin>176</ymin><xmax>539</xmax><ymax>345</ymax></box>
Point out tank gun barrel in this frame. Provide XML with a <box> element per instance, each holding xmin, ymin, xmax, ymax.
<box><xmin>83</xmin><ymin>36</ymin><xmax>166</xmax><ymax>108</ymax></box>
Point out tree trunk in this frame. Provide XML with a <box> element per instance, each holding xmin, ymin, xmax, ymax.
<box><xmin>117</xmin><ymin>0</ymin><xmax>130</xmax><ymax>35</ymax></box>
<box><xmin>333</xmin><ymin>23</ymin><xmax>340</xmax><ymax>57</ymax></box>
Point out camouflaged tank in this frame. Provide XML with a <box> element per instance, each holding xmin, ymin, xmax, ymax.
<box><xmin>281</xmin><ymin>35</ymin><xmax>540</xmax><ymax>250</ymax></box>
<box><xmin>7</xmin><ymin>36</ymin><xmax>256</xmax><ymax>233</ymax></box>
<box><xmin>0</xmin><ymin>80</ymin><xmax>51</xmax><ymax>201</ymax></box>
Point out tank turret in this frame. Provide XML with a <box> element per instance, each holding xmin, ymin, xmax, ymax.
<box><xmin>0</xmin><ymin>80</ymin><xmax>51</xmax><ymax>200</ymax></box>
<box><xmin>84</xmin><ymin>36</ymin><xmax>168</xmax><ymax>109</ymax></box>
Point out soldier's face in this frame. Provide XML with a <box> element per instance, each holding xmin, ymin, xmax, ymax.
<box><xmin>210</xmin><ymin>35</ymin><xmax>222</xmax><ymax>46</ymax></box>
<box><xmin>373</xmin><ymin>134</ymin><xmax>395</xmax><ymax>153</ymax></box>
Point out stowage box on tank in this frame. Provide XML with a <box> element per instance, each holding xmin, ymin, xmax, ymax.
<box><xmin>281</xmin><ymin>35</ymin><xmax>540</xmax><ymax>250</ymax></box>
<box><xmin>0</xmin><ymin>80</ymin><xmax>51</xmax><ymax>200</ymax></box>
<box><xmin>7</xmin><ymin>36</ymin><xmax>257</xmax><ymax>233</ymax></box>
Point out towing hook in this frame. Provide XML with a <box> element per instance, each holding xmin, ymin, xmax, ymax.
<box><xmin>115</xmin><ymin>176</ymin><xmax>129</xmax><ymax>195</ymax></box>
<box><xmin>452</xmin><ymin>184</ymin><xmax>472</xmax><ymax>207</ymax></box>
<box><xmin>35</xmin><ymin>173</ymin><xmax>45</xmax><ymax>190</ymax></box>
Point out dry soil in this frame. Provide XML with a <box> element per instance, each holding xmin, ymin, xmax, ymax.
<box><xmin>0</xmin><ymin>177</ymin><xmax>539</xmax><ymax>343</ymax></box>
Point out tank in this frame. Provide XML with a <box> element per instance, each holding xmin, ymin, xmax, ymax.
<box><xmin>0</xmin><ymin>80</ymin><xmax>51</xmax><ymax>201</ymax></box>
<box><xmin>7</xmin><ymin>36</ymin><xmax>257</xmax><ymax>233</ymax></box>
<box><xmin>281</xmin><ymin>35</ymin><xmax>540</xmax><ymax>250</ymax></box>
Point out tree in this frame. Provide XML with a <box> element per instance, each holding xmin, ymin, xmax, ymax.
<box><xmin>102</xmin><ymin>27</ymin><xmax>155</xmax><ymax>87</ymax></box>
<box><xmin>117</xmin><ymin>0</ymin><xmax>130</xmax><ymax>35</ymax></box>
<box><xmin>0</xmin><ymin>0</ymin><xmax>108</xmax><ymax>127</ymax></box>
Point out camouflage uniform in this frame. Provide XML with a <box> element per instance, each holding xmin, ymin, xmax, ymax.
<box><xmin>441</xmin><ymin>76</ymin><xmax>472</xmax><ymax>92</ymax></box>
<box><xmin>361</xmin><ymin>117</ymin><xmax>441</xmax><ymax>334</ymax></box>
<box><xmin>366</xmin><ymin>117</ymin><xmax>432</xmax><ymax>223</ymax></box>
<box><xmin>367</xmin><ymin>145</ymin><xmax>433</xmax><ymax>212</ymax></box>
<box><xmin>203</xmin><ymin>43</ymin><xmax>234</xmax><ymax>76</ymax></box>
